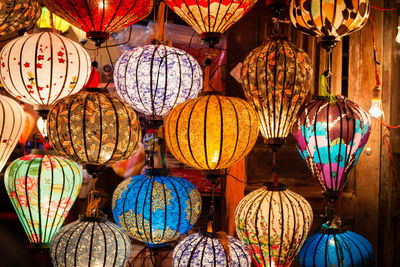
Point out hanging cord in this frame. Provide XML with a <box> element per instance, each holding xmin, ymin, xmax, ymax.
<box><xmin>272</xmin><ymin>148</ymin><xmax>279</xmax><ymax>187</ymax></box>
<box><xmin>207</xmin><ymin>179</ymin><xmax>218</xmax><ymax>233</ymax></box>
<box><xmin>85</xmin><ymin>178</ymin><xmax>101</xmax><ymax>217</ymax></box>
<box><xmin>370</xmin><ymin>16</ymin><xmax>381</xmax><ymax>86</ymax></box>
<box><xmin>371</xmin><ymin>5</ymin><xmax>400</xmax><ymax>11</ymax></box>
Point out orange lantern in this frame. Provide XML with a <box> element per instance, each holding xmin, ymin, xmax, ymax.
<box><xmin>19</xmin><ymin>107</ymin><xmax>35</xmax><ymax>145</ymax></box>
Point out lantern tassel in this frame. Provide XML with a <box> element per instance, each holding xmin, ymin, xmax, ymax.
<box><xmin>153</xmin><ymin>1</ymin><xmax>166</xmax><ymax>43</ymax></box>
<box><xmin>85</xmin><ymin>179</ymin><xmax>101</xmax><ymax>218</ymax></box>
<box><xmin>217</xmin><ymin>231</ymin><xmax>232</xmax><ymax>264</ymax></box>
<box><xmin>203</xmin><ymin>63</ymin><xmax>211</xmax><ymax>92</ymax></box>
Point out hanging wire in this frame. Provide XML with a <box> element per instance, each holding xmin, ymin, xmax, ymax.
<box><xmin>371</xmin><ymin>5</ymin><xmax>400</xmax><ymax>11</ymax></box>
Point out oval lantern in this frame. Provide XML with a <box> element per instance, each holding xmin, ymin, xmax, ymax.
<box><xmin>235</xmin><ymin>183</ymin><xmax>313</xmax><ymax>266</ymax></box>
<box><xmin>42</xmin><ymin>0</ymin><xmax>153</xmax><ymax>46</ymax></box>
<box><xmin>112</xmin><ymin>169</ymin><xmax>202</xmax><ymax>246</ymax></box>
<box><xmin>19</xmin><ymin>107</ymin><xmax>35</xmax><ymax>145</ymax></box>
<box><xmin>297</xmin><ymin>225</ymin><xmax>375</xmax><ymax>267</ymax></box>
<box><xmin>165</xmin><ymin>94</ymin><xmax>259</xmax><ymax>170</ymax></box>
<box><xmin>241</xmin><ymin>38</ymin><xmax>312</xmax><ymax>146</ymax></box>
<box><xmin>0</xmin><ymin>32</ymin><xmax>91</xmax><ymax>110</ymax></box>
<box><xmin>47</xmin><ymin>88</ymin><xmax>141</xmax><ymax>165</ymax></box>
<box><xmin>0</xmin><ymin>95</ymin><xmax>25</xmax><ymax>172</ymax></box>
<box><xmin>4</xmin><ymin>150</ymin><xmax>82</xmax><ymax>246</ymax></box>
<box><xmin>50</xmin><ymin>216</ymin><xmax>131</xmax><ymax>267</ymax></box>
<box><xmin>173</xmin><ymin>231</ymin><xmax>252</xmax><ymax>267</ymax></box>
<box><xmin>0</xmin><ymin>0</ymin><xmax>41</xmax><ymax>36</ymax></box>
<box><xmin>114</xmin><ymin>44</ymin><xmax>203</xmax><ymax>118</ymax></box>
<box><xmin>292</xmin><ymin>96</ymin><xmax>371</xmax><ymax>196</ymax></box>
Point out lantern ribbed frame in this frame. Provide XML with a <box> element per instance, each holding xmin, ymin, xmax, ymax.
<box><xmin>50</xmin><ymin>216</ymin><xmax>131</xmax><ymax>267</ymax></box>
<box><xmin>47</xmin><ymin>88</ymin><xmax>141</xmax><ymax>165</ymax></box>
<box><xmin>114</xmin><ymin>44</ymin><xmax>203</xmax><ymax>117</ymax></box>
<box><xmin>112</xmin><ymin>172</ymin><xmax>202</xmax><ymax>246</ymax></box>
<box><xmin>241</xmin><ymin>38</ymin><xmax>312</xmax><ymax>144</ymax></box>
<box><xmin>235</xmin><ymin>183</ymin><xmax>313</xmax><ymax>267</ymax></box>
<box><xmin>0</xmin><ymin>32</ymin><xmax>91</xmax><ymax>107</ymax></box>
<box><xmin>165</xmin><ymin>94</ymin><xmax>259</xmax><ymax>170</ymax></box>
<box><xmin>292</xmin><ymin>97</ymin><xmax>371</xmax><ymax>194</ymax></box>
<box><xmin>4</xmin><ymin>150</ymin><xmax>82</xmax><ymax>246</ymax></box>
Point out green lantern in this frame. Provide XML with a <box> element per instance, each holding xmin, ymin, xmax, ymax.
<box><xmin>4</xmin><ymin>150</ymin><xmax>82</xmax><ymax>247</ymax></box>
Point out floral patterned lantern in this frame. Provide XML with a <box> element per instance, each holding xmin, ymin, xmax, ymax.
<box><xmin>292</xmin><ymin>96</ymin><xmax>371</xmax><ymax>197</ymax></box>
<box><xmin>47</xmin><ymin>88</ymin><xmax>141</xmax><ymax>166</ymax></box>
<box><xmin>112</xmin><ymin>168</ymin><xmax>202</xmax><ymax>246</ymax></box>
<box><xmin>114</xmin><ymin>44</ymin><xmax>203</xmax><ymax>118</ymax></box>
<box><xmin>0</xmin><ymin>0</ymin><xmax>41</xmax><ymax>36</ymax></box>
<box><xmin>235</xmin><ymin>183</ymin><xmax>313</xmax><ymax>266</ymax></box>
<box><xmin>241</xmin><ymin>38</ymin><xmax>312</xmax><ymax>146</ymax></box>
<box><xmin>297</xmin><ymin>224</ymin><xmax>375</xmax><ymax>267</ymax></box>
<box><xmin>173</xmin><ymin>231</ymin><xmax>251</xmax><ymax>266</ymax></box>
<box><xmin>0</xmin><ymin>32</ymin><xmax>91</xmax><ymax>112</ymax></box>
<box><xmin>4</xmin><ymin>150</ymin><xmax>82</xmax><ymax>246</ymax></box>
<box><xmin>50</xmin><ymin>216</ymin><xmax>131</xmax><ymax>267</ymax></box>
<box><xmin>19</xmin><ymin>106</ymin><xmax>35</xmax><ymax>145</ymax></box>
<box><xmin>42</xmin><ymin>0</ymin><xmax>153</xmax><ymax>46</ymax></box>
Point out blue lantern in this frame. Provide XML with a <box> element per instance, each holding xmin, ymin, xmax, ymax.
<box><xmin>297</xmin><ymin>224</ymin><xmax>375</xmax><ymax>267</ymax></box>
<box><xmin>112</xmin><ymin>169</ymin><xmax>202</xmax><ymax>246</ymax></box>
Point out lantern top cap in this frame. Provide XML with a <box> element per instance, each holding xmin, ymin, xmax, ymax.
<box><xmin>145</xmin><ymin>168</ymin><xmax>169</xmax><ymax>177</ymax></box>
<box><xmin>31</xmin><ymin>149</ymin><xmax>59</xmax><ymax>156</ymax></box>
<box><xmin>264</xmin><ymin>182</ymin><xmax>287</xmax><ymax>191</ymax></box>
<box><xmin>79</xmin><ymin>214</ymin><xmax>107</xmax><ymax>223</ymax></box>
<box><xmin>83</xmin><ymin>87</ymin><xmax>109</xmax><ymax>94</ymax></box>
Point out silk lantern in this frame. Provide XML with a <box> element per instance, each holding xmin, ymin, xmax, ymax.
<box><xmin>112</xmin><ymin>169</ymin><xmax>202</xmax><ymax>246</ymax></box>
<box><xmin>292</xmin><ymin>96</ymin><xmax>371</xmax><ymax>197</ymax></box>
<box><xmin>165</xmin><ymin>94</ymin><xmax>259</xmax><ymax>170</ymax></box>
<box><xmin>19</xmin><ymin>107</ymin><xmax>35</xmax><ymax>145</ymax></box>
<box><xmin>47</xmin><ymin>88</ymin><xmax>141</xmax><ymax>166</ymax></box>
<box><xmin>114</xmin><ymin>44</ymin><xmax>203</xmax><ymax>118</ymax></box>
<box><xmin>241</xmin><ymin>38</ymin><xmax>312</xmax><ymax>146</ymax></box>
<box><xmin>235</xmin><ymin>183</ymin><xmax>313</xmax><ymax>266</ymax></box>
<box><xmin>173</xmin><ymin>231</ymin><xmax>252</xmax><ymax>266</ymax></box>
<box><xmin>4</xmin><ymin>150</ymin><xmax>82</xmax><ymax>246</ymax></box>
<box><xmin>36</xmin><ymin>7</ymin><xmax>70</xmax><ymax>33</ymax></box>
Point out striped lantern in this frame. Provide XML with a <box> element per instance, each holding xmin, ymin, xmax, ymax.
<box><xmin>235</xmin><ymin>183</ymin><xmax>313</xmax><ymax>266</ymax></box>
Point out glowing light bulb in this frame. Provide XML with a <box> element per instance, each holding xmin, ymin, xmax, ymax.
<box><xmin>369</xmin><ymin>86</ymin><xmax>383</xmax><ymax>118</ymax></box>
<box><xmin>396</xmin><ymin>26</ymin><xmax>400</xmax><ymax>44</ymax></box>
<box><xmin>37</xmin><ymin>117</ymin><xmax>48</xmax><ymax>138</ymax></box>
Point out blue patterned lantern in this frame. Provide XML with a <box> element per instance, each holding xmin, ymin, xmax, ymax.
<box><xmin>173</xmin><ymin>231</ymin><xmax>251</xmax><ymax>266</ymax></box>
<box><xmin>297</xmin><ymin>224</ymin><xmax>375</xmax><ymax>267</ymax></box>
<box><xmin>112</xmin><ymin>169</ymin><xmax>202</xmax><ymax>246</ymax></box>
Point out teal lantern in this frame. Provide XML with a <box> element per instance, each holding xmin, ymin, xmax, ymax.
<box><xmin>4</xmin><ymin>150</ymin><xmax>82</xmax><ymax>246</ymax></box>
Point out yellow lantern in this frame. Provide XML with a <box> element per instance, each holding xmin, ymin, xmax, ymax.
<box><xmin>36</xmin><ymin>7</ymin><xmax>71</xmax><ymax>33</ymax></box>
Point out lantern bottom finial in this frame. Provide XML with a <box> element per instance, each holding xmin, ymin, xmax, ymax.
<box><xmin>320</xmin><ymin>36</ymin><xmax>338</xmax><ymax>52</ymax></box>
<box><xmin>201</xmin><ymin>32</ymin><xmax>222</xmax><ymax>48</ymax></box>
<box><xmin>87</xmin><ymin>31</ymin><xmax>109</xmax><ymax>47</ymax></box>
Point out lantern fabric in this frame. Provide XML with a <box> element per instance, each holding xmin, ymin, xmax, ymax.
<box><xmin>114</xmin><ymin>44</ymin><xmax>203</xmax><ymax>117</ymax></box>
<box><xmin>50</xmin><ymin>216</ymin><xmax>131</xmax><ymax>267</ymax></box>
<box><xmin>297</xmin><ymin>226</ymin><xmax>375</xmax><ymax>267</ymax></box>
<box><xmin>36</xmin><ymin>7</ymin><xmax>70</xmax><ymax>33</ymax></box>
<box><xmin>0</xmin><ymin>0</ymin><xmax>41</xmax><ymax>36</ymax></box>
<box><xmin>0</xmin><ymin>95</ymin><xmax>25</xmax><ymax>172</ymax></box>
<box><xmin>111</xmin><ymin>145</ymin><xmax>145</xmax><ymax>178</ymax></box>
<box><xmin>241</xmin><ymin>38</ymin><xmax>312</xmax><ymax>145</ymax></box>
<box><xmin>235</xmin><ymin>183</ymin><xmax>313</xmax><ymax>266</ymax></box>
<box><xmin>19</xmin><ymin>108</ymin><xmax>35</xmax><ymax>145</ymax></box>
<box><xmin>173</xmin><ymin>231</ymin><xmax>252</xmax><ymax>266</ymax></box>
<box><xmin>112</xmin><ymin>170</ymin><xmax>202</xmax><ymax>246</ymax></box>
<box><xmin>292</xmin><ymin>96</ymin><xmax>371</xmax><ymax>194</ymax></box>
<box><xmin>0</xmin><ymin>32</ymin><xmax>91</xmax><ymax>108</ymax></box>
<box><xmin>4</xmin><ymin>150</ymin><xmax>82</xmax><ymax>246</ymax></box>
<box><xmin>165</xmin><ymin>94</ymin><xmax>259</xmax><ymax>170</ymax></box>
<box><xmin>47</xmin><ymin>88</ymin><xmax>141</xmax><ymax>165</ymax></box>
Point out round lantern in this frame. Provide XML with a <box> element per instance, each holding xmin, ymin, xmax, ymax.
<box><xmin>4</xmin><ymin>150</ymin><xmax>82</xmax><ymax>246</ymax></box>
<box><xmin>112</xmin><ymin>169</ymin><xmax>202</xmax><ymax>246</ymax></box>
<box><xmin>241</xmin><ymin>38</ymin><xmax>312</xmax><ymax>146</ymax></box>
<box><xmin>0</xmin><ymin>32</ymin><xmax>91</xmax><ymax>110</ymax></box>
<box><xmin>235</xmin><ymin>183</ymin><xmax>313</xmax><ymax>266</ymax></box>
<box><xmin>165</xmin><ymin>0</ymin><xmax>257</xmax><ymax>47</ymax></box>
<box><xmin>0</xmin><ymin>0</ymin><xmax>41</xmax><ymax>36</ymax></box>
<box><xmin>173</xmin><ymin>231</ymin><xmax>252</xmax><ymax>266</ymax></box>
<box><xmin>292</xmin><ymin>96</ymin><xmax>371</xmax><ymax>196</ymax></box>
<box><xmin>165</xmin><ymin>94</ymin><xmax>259</xmax><ymax>170</ymax></box>
<box><xmin>50</xmin><ymin>216</ymin><xmax>131</xmax><ymax>267</ymax></box>
<box><xmin>0</xmin><ymin>95</ymin><xmax>25</xmax><ymax>172</ymax></box>
<box><xmin>42</xmin><ymin>0</ymin><xmax>153</xmax><ymax>46</ymax></box>
<box><xmin>36</xmin><ymin>7</ymin><xmax>70</xmax><ymax>33</ymax></box>
<box><xmin>297</xmin><ymin>225</ymin><xmax>374</xmax><ymax>267</ymax></box>
<box><xmin>114</xmin><ymin>44</ymin><xmax>203</xmax><ymax>118</ymax></box>
<box><xmin>19</xmin><ymin>106</ymin><xmax>35</xmax><ymax>145</ymax></box>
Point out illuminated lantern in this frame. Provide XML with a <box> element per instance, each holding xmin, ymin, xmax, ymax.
<box><xmin>19</xmin><ymin>107</ymin><xmax>35</xmax><ymax>145</ymax></box>
<box><xmin>297</xmin><ymin>225</ymin><xmax>375</xmax><ymax>267</ymax></box>
<box><xmin>71</xmin><ymin>25</ymin><xmax>87</xmax><ymax>45</ymax></box>
<box><xmin>0</xmin><ymin>95</ymin><xmax>25</xmax><ymax>172</ymax></box>
<box><xmin>241</xmin><ymin>38</ymin><xmax>312</xmax><ymax>146</ymax></box>
<box><xmin>165</xmin><ymin>0</ymin><xmax>257</xmax><ymax>47</ymax></box>
<box><xmin>112</xmin><ymin>169</ymin><xmax>202</xmax><ymax>246</ymax></box>
<box><xmin>50</xmin><ymin>216</ymin><xmax>131</xmax><ymax>267</ymax></box>
<box><xmin>0</xmin><ymin>0</ymin><xmax>41</xmax><ymax>36</ymax></box>
<box><xmin>173</xmin><ymin>231</ymin><xmax>251</xmax><ymax>266</ymax></box>
<box><xmin>47</xmin><ymin>88</ymin><xmax>141</xmax><ymax>165</ymax></box>
<box><xmin>36</xmin><ymin>117</ymin><xmax>48</xmax><ymax>139</ymax></box>
<box><xmin>36</xmin><ymin>7</ymin><xmax>70</xmax><ymax>33</ymax></box>
<box><xmin>4</xmin><ymin>150</ymin><xmax>82</xmax><ymax>246</ymax></box>
<box><xmin>292</xmin><ymin>96</ymin><xmax>371</xmax><ymax>196</ymax></box>
<box><xmin>0</xmin><ymin>32</ymin><xmax>91</xmax><ymax>111</ymax></box>
<box><xmin>114</xmin><ymin>44</ymin><xmax>203</xmax><ymax>118</ymax></box>
<box><xmin>111</xmin><ymin>145</ymin><xmax>145</xmax><ymax>179</ymax></box>
<box><xmin>42</xmin><ymin>0</ymin><xmax>153</xmax><ymax>46</ymax></box>
<box><xmin>235</xmin><ymin>183</ymin><xmax>313</xmax><ymax>266</ymax></box>
<box><xmin>165</xmin><ymin>94</ymin><xmax>259</xmax><ymax>170</ymax></box>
